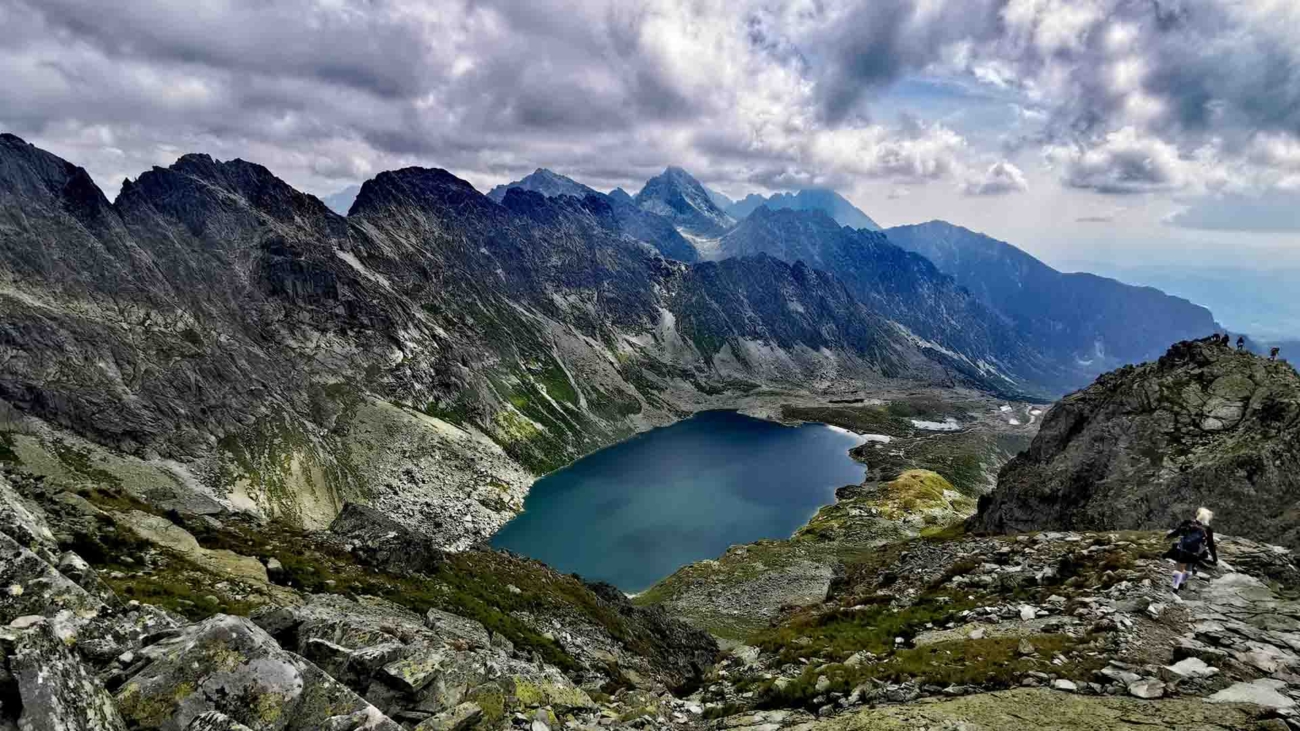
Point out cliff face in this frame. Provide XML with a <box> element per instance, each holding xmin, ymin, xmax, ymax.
<box><xmin>971</xmin><ymin>338</ymin><xmax>1300</xmax><ymax>548</ymax></box>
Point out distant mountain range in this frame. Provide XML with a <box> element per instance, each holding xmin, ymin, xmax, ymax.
<box><xmin>885</xmin><ymin>221</ymin><xmax>1218</xmax><ymax>381</ymax></box>
<box><xmin>323</xmin><ymin>184</ymin><xmax>360</xmax><ymax>215</ymax></box>
<box><xmin>0</xmin><ymin>133</ymin><xmax>973</xmax><ymax>549</ymax></box>
<box><xmin>458</xmin><ymin>165</ymin><xmax>1225</xmax><ymax>394</ymax></box>
<box><xmin>727</xmin><ymin>189</ymin><xmax>881</xmax><ymax>231</ymax></box>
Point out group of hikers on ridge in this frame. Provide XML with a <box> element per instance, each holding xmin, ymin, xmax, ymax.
<box><xmin>1166</xmin><ymin>507</ymin><xmax>1218</xmax><ymax>593</ymax></box>
<box><xmin>1206</xmin><ymin>332</ymin><xmax>1282</xmax><ymax>361</ymax></box>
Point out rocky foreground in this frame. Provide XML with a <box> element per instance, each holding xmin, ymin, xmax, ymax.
<box><xmin>7</xmin><ymin>441</ymin><xmax>1300</xmax><ymax>730</ymax></box>
<box><xmin>695</xmin><ymin>528</ymin><xmax>1300</xmax><ymax>730</ymax></box>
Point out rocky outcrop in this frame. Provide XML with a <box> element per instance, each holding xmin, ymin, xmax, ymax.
<box><xmin>690</xmin><ymin>527</ymin><xmax>1300</xmax><ymax>726</ymax></box>
<box><xmin>114</xmin><ymin>614</ymin><xmax>402</xmax><ymax>730</ymax></box>
<box><xmin>0</xmin><ymin>460</ymin><xmax>719</xmax><ymax>729</ymax></box>
<box><xmin>971</xmin><ymin>338</ymin><xmax>1300</xmax><ymax>548</ymax></box>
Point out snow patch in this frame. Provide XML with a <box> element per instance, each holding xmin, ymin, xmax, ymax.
<box><xmin>860</xmin><ymin>433</ymin><xmax>893</xmax><ymax>444</ymax></box>
<box><xmin>823</xmin><ymin>425</ymin><xmax>868</xmax><ymax>445</ymax></box>
<box><xmin>911</xmin><ymin>418</ymin><xmax>961</xmax><ymax>431</ymax></box>
<box><xmin>682</xmin><ymin>231</ymin><xmax>724</xmax><ymax>260</ymax></box>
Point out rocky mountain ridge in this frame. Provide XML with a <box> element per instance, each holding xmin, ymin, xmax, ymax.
<box><xmin>971</xmin><ymin>337</ymin><xmax>1300</xmax><ymax>549</ymax></box>
<box><xmin>886</xmin><ymin>221</ymin><xmax>1220</xmax><ymax>383</ymax></box>
<box><xmin>487</xmin><ymin>169</ymin><xmax>599</xmax><ymax>204</ymax></box>
<box><xmin>634</xmin><ymin>167</ymin><xmax>736</xmax><ymax>238</ymax></box>
<box><xmin>726</xmin><ymin>189</ymin><xmax>881</xmax><ymax>232</ymax></box>
<box><xmin>718</xmin><ymin>207</ymin><xmax>1069</xmax><ymax>395</ymax></box>
<box><xmin>0</xmin><ymin>133</ymin><xmax>967</xmax><ymax>552</ymax></box>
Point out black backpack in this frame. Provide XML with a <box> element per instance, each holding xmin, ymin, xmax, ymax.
<box><xmin>1179</xmin><ymin>522</ymin><xmax>1207</xmax><ymax>556</ymax></box>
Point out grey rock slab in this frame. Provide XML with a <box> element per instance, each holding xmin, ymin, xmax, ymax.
<box><xmin>0</xmin><ymin>615</ymin><xmax>126</xmax><ymax>731</ymax></box>
<box><xmin>1164</xmin><ymin>657</ymin><xmax>1219</xmax><ymax>679</ymax></box>
<box><xmin>0</xmin><ymin>475</ymin><xmax>58</xmax><ymax>561</ymax></box>
<box><xmin>0</xmin><ymin>532</ymin><xmax>104</xmax><ymax>626</ymax></box>
<box><xmin>114</xmin><ymin>614</ymin><xmax>401</xmax><ymax>730</ymax></box>
<box><xmin>414</xmin><ymin>702</ymin><xmax>483</xmax><ymax>731</ymax></box>
<box><xmin>1208</xmin><ymin>679</ymin><xmax>1296</xmax><ymax>709</ymax></box>
<box><xmin>424</xmin><ymin>607</ymin><xmax>490</xmax><ymax>648</ymax></box>
<box><xmin>1127</xmin><ymin>678</ymin><xmax>1166</xmax><ymax>699</ymax></box>
<box><xmin>187</xmin><ymin>712</ymin><xmax>255</xmax><ymax>731</ymax></box>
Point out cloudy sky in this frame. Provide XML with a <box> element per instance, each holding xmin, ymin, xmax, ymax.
<box><xmin>2</xmin><ymin>0</ymin><xmax>1298</xmax><ymax>333</ymax></box>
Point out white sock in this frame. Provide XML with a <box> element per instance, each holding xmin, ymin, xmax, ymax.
<box><xmin>1172</xmin><ymin>572</ymin><xmax>1184</xmax><ymax>589</ymax></box>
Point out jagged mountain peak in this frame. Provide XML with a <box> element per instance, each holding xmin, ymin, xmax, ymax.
<box><xmin>116</xmin><ymin>151</ymin><xmax>339</xmax><ymax>233</ymax></box>
<box><xmin>634</xmin><ymin>166</ymin><xmax>734</xmax><ymax>237</ymax></box>
<box><xmin>350</xmin><ymin>165</ymin><xmax>490</xmax><ymax>218</ymax></box>
<box><xmin>486</xmin><ymin>167</ymin><xmax>598</xmax><ymax>203</ymax></box>
<box><xmin>0</xmin><ymin>133</ymin><xmax>112</xmax><ymax>214</ymax></box>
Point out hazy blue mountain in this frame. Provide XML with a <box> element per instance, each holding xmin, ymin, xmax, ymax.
<box><xmin>704</xmin><ymin>186</ymin><xmax>734</xmax><ymax>212</ymax></box>
<box><xmin>608</xmin><ymin>187</ymin><xmax>634</xmax><ymax>204</ymax></box>
<box><xmin>728</xmin><ymin>188</ymin><xmax>881</xmax><ymax>231</ymax></box>
<box><xmin>1058</xmin><ymin>262</ymin><xmax>1300</xmax><ymax>343</ymax></box>
<box><xmin>885</xmin><ymin>221</ymin><xmax>1219</xmax><ymax>378</ymax></box>
<box><xmin>718</xmin><ymin>206</ymin><xmax>1067</xmax><ymax>394</ymax></box>
<box><xmin>487</xmin><ymin>168</ymin><xmax>598</xmax><ymax>202</ymax></box>
<box><xmin>635</xmin><ymin>167</ymin><xmax>735</xmax><ymax>237</ymax></box>
<box><xmin>322</xmin><ymin>184</ymin><xmax>360</xmax><ymax>215</ymax></box>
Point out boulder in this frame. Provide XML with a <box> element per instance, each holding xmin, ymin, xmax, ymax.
<box><xmin>424</xmin><ymin>608</ymin><xmax>490</xmax><ymax>648</ymax></box>
<box><xmin>1207</xmin><ymin>679</ymin><xmax>1295</xmax><ymax>709</ymax></box>
<box><xmin>0</xmin><ymin>615</ymin><xmax>126</xmax><ymax>731</ymax></box>
<box><xmin>187</xmin><ymin>712</ymin><xmax>255</xmax><ymax>731</ymax></box>
<box><xmin>1163</xmin><ymin>657</ymin><xmax>1218</xmax><ymax>679</ymax></box>
<box><xmin>413</xmin><ymin>702</ymin><xmax>482</xmax><ymax>731</ymax></box>
<box><xmin>114</xmin><ymin>614</ymin><xmax>401</xmax><ymax>730</ymax></box>
<box><xmin>0</xmin><ymin>475</ymin><xmax>57</xmax><ymax>562</ymax></box>
<box><xmin>326</xmin><ymin>503</ymin><xmax>446</xmax><ymax>575</ymax></box>
<box><xmin>0</xmin><ymin>532</ymin><xmax>105</xmax><ymax>626</ymax></box>
<box><xmin>1127</xmin><ymin>679</ymin><xmax>1165</xmax><ymax>699</ymax></box>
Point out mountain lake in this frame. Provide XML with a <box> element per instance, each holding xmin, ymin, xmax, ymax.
<box><xmin>490</xmin><ymin>410</ymin><xmax>866</xmax><ymax>592</ymax></box>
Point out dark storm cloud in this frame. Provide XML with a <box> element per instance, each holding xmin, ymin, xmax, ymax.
<box><xmin>812</xmin><ymin>0</ymin><xmax>1008</xmax><ymax>123</ymax></box>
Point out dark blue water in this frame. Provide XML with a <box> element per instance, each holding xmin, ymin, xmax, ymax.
<box><xmin>490</xmin><ymin>410</ymin><xmax>865</xmax><ymax>592</ymax></box>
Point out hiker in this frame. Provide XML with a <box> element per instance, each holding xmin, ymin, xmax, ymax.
<box><xmin>1165</xmin><ymin>507</ymin><xmax>1217</xmax><ymax>592</ymax></box>
<box><xmin>1271</xmin><ymin>347</ymin><xmax>1281</xmax><ymax>361</ymax></box>
<box><xmin>1237</xmin><ymin>336</ymin><xmax>1245</xmax><ymax>351</ymax></box>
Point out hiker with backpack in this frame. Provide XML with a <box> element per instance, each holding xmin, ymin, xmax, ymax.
<box><xmin>1165</xmin><ymin>507</ymin><xmax>1217</xmax><ymax>592</ymax></box>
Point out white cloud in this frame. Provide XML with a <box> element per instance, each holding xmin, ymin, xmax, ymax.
<box><xmin>0</xmin><ymin>0</ymin><xmax>1295</xmax><ymax>215</ymax></box>
<box><xmin>962</xmin><ymin>160</ymin><xmax>1029</xmax><ymax>196</ymax></box>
